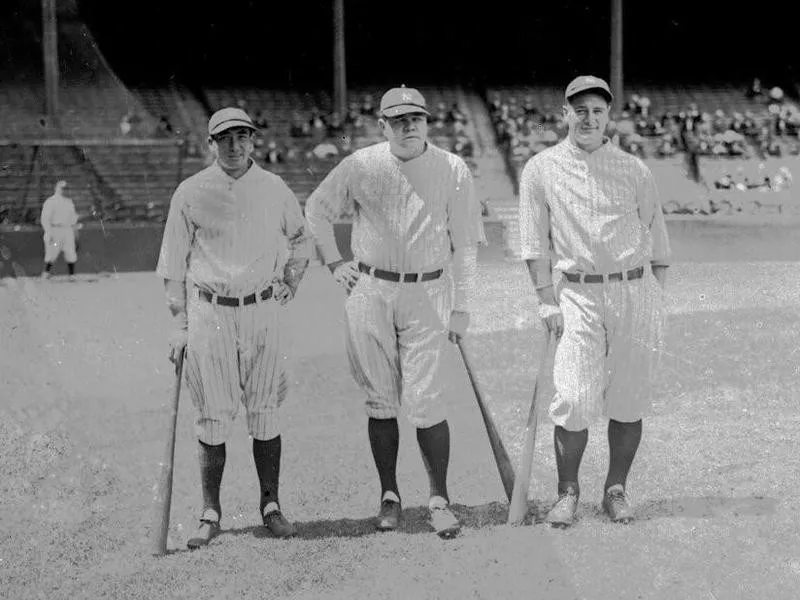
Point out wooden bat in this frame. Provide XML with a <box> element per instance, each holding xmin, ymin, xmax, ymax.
<box><xmin>508</xmin><ymin>331</ymin><xmax>554</xmax><ymax>525</ymax></box>
<box><xmin>456</xmin><ymin>339</ymin><xmax>516</xmax><ymax>502</ymax></box>
<box><xmin>150</xmin><ymin>348</ymin><xmax>185</xmax><ymax>556</ymax></box>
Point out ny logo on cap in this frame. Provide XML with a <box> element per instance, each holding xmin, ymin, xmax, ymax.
<box><xmin>402</xmin><ymin>93</ymin><xmax>412</xmax><ymax>102</ymax></box>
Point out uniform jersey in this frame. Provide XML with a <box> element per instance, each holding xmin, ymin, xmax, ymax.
<box><xmin>41</xmin><ymin>194</ymin><xmax>78</xmax><ymax>232</ymax></box>
<box><xmin>306</xmin><ymin>141</ymin><xmax>484</xmax><ymax>273</ymax></box>
<box><xmin>519</xmin><ymin>137</ymin><xmax>671</xmax><ymax>273</ymax></box>
<box><xmin>157</xmin><ymin>161</ymin><xmax>311</xmax><ymax>296</ymax></box>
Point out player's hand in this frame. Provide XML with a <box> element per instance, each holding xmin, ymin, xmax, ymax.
<box><xmin>168</xmin><ymin>330</ymin><xmax>188</xmax><ymax>368</ymax></box>
<box><xmin>448</xmin><ymin>310</ymin><xmax>470</xmax><ymax>344</ymax></box>
<box><xmin>330</xmin><ymin>260</ymin><xmax>360</xmax><ymax>294</ymax></box>
<box><xmin>538</xmin><ymin>303</ymin><xmax>563</xmax><ymax>339</ymax></box>
<box><xmin>273</xmin><ymin>280</ymin><xmax>295</xmax><ymax>305</ymax></box>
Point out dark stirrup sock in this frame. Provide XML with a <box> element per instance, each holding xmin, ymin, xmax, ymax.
<box><xmin>253</xmin><ymin>435</ymin><xmax>282</xmax><ymax>514</ymax></box>
<box><xmin>605</xmin><ymin>419</ymin><xmax>643</xmax><ymax>492</ymax></box>
<box><xmin>416</xmin><ymin>419</ymin><xmax>451</xmax><ymax>503</ymax></box>
<box><xmin>198</xmin><ymin>440</ymin><xmax>226</xmax><ymax>518</ymax></box>
<box><xmin>554</xmin><ymin>426</ymin><xmax>588</xmax><ymax>493</ymax></box>
<box><xmin>368</xmin><ymin>417</ymin><xmax>400</xmax><ymax>500</ymax></box>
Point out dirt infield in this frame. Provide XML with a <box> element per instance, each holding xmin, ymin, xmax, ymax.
<box><xmin>2</xmin><ymin>258</ymin><xmax>800</xmax><ymax>599</ymax></box>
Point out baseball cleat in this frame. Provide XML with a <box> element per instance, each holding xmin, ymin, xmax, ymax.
<box><xmin>262</xmin><ymin>504</ymin><xmax>295</xmax><ymax>538</ymax></box>
<box><xmin>545</xmin><ymin>484</ymin><xmax>579</xmax><ymax>528</ymax></box>
<box><xmin>429</xmin><ymin>497</ymin><xmax>461</xmax><ymax>539</ymax></box>
<box><xmin>603</xmin><ymin>484</ymin><xmax>635</xmax><ymax>524</ymax></box>
<box><xmin>187</xmin><ymin>508</ymin><xmax>221</xmax><ymax>549</ymax></box>
<box><xmin>375</xmin><ymin>499</ymin><xmax>402</xmax><ymax>531</ymax></box>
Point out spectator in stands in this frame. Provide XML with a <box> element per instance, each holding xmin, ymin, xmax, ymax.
<box><xmin>452</xmin><ymin>134</ymin><xmax>474</xmax><ymax>159</ymax></box>
<box><xmin>290</xmin><ymin>114</ymin><xmax>312</xmax><ymax>138</ymax></box>
<box><xmin>345</xmin><ymin>103</ymin><xmax>364</xmax><ymax>129</ymax></box>
<box><xmin>746</xmin><ymin>77</ymin><xmax>763</xmax><ymax>99</ymax></box>
<box><xmin>769</xmin><ymin>86</ymin><xmax>784</xmax><ymax>105</ymax></box>
<box><xmin>657</xmin><ymin>133</ymin><xmax>677</xmax><ymax>157</ymax></box>
<box><xmin>263</xmin><ymin>140</ymin><xmax>284</xmax><ymax>164</ymax></box>
<box><xmin>120</xmin><ymin>112</ymin><xmax>133</xmax><ymax>136</ymax></box>
<box><xmin>361</xmin><ymin>94</ymin><xmax>376</xmax><ymax>116</ymax></box>
<box><xmin>311</xmin><ymin>140</ymin><xmax>339</xmax><ymax>160</ymax></box>
<box><xmin>309</xmin><ymin>108</ymin><xmax>327</xmax><ymax>132</ymax></box>
<box><xmin>154</xmin><ymin>115</ymin><xmax>174</xmax><ymax>138</ymax></box>
<box><xmin>447</xmin><ymin>103</ymin><xmax>466</xmax><ymax>124</ymax></box>
<box><xmin>638</xmin><ymin>95</ymin><xmax>651</xmax><ymax>118</ymax></box>
<box><xmin>327</xmin><ymin>112</ymin><xmax>345</xmax><ymax>138</ymax></box>
<box><xmin>253</xmin><ymin>109</ymin><xmax>269</xmax><ymax>129</ymax></box>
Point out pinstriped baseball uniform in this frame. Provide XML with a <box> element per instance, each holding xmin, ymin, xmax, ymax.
<box><xmin>519</xmin><ymin>137</ymin><xmax>671</xmax><ymax>431</ymax></box>
<box><xmin>157</xmin><ymin>160</ymin><xmax>312</xmax><ymax>444</ymax></box>
<box><xmin>305</xmin><ymin>141</ymin><xmax>484</xmax><ymax>427</ymax></box>
<box><xmin>41</xmin><ymin>191</ymin><xmax>78</xmax><ymax>263</ymax></box>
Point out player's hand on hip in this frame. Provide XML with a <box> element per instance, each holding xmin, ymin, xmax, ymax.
<box><xmin>448</xmin><ymin>310</ymin><xmax>470</xmax><ymax>344</ymax></box>
<box><xmin>273</xmin><ymin>280</ymin><xmax>294</xmax><ymax>305</ymax></box>
<box><xmin>168</xmin><ymin>330</ymin><xmax>188</xmax><ymax>366</ymax></box>
<box><xmin>537</xmin><ymin>303</ymin><xmax>563</xmax><ymax>339</ymax></box>
<box><xmin>330</xmin><ymin>260</ymin><xmax>360</xmax><ymax>294</ymax></box>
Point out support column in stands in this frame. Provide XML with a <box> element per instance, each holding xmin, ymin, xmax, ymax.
<box><xmin>42</xmin><ymin>0</ymin><xmax>60</xmax><ymax>130</ymax></box>
<box><xmin>333</xmin><ymin>0</ymin><xmax>347</xmax><ymax>117</ymax></box>
<box><xmin>610</xmin><ymin>0</ymin><xmax>623</xmax><ymax>111</ymax></box>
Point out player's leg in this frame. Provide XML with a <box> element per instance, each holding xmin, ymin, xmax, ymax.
<box><xmin>184</xmin><ymin>296</ymin><xmax>241</xmax><ymax>547</ymax></box>
<box><xmin>602</xmin><ymin>274</ymin><xmax>665</xmax><ymax>522</ymax></box>
<box><xmin>42</xmin><ymin>232</ymin><xmax>60</xmax><ymax>278</ymax></box>
<box><xmin>344</xmin><ymin>277</ymin><xmax>403</xmax><ymax>529</ymax></box>
<box><xmin>546</xmin><ymin>282</ymin><xmax>606</xmax><ymax>527</ymax></box>
<box><xmin>63</xmin><ymin>230</ymin><xmax>77</xmax><ymax>279</ymax></box>
<box><xmin>240</xmin><ymin>300</ymin><xmax>294</xmax><ymax>537</ymax></box>
<box><xmin>397</xmin><ymin>278</ymin><xmax>460</xmax><ymax>538</ymax></box>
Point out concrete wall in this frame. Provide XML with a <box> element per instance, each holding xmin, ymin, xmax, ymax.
<box><xmin>1</xmin><ymin>217</ymin><xmax>799</xmax><ymax>278</ymax></box>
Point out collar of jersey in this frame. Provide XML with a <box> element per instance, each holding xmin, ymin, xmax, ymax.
<box><xmin>213</xmin><ymin>158</ymin><xmax>256</xmax><ymax>183</ymax></box>
<box><xmin>564</xmin><ymin>135</ymin><xmax>611</xmax><ymax>159</ymax></box>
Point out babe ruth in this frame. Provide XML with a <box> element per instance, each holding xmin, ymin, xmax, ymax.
<box><xmin>519</xmin><ymin>75</ymin><xmax>671</xmax><ymax>527</ymax></box>
<box><xmin>40</xmin><ymin>180</ymin><xmax>79</xmax><ymax>280</ymax></box>
<box><xmin>305</xmin><ymin>86</ymin><xmax>485</xmax><ymax>538</ymax></box>
<box><xmin>156</xmin><ymin>107</ymin><xmax>313</xmax><ymax>548</ymax></box>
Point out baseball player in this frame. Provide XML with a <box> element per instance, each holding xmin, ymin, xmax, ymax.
<box><xmin>519</xmin><ymin>75</ymin><xmax>671</xmax><ymax>527</ymax></box>
<box><xmin>40</xmin><ymin>180</ymin><xmax>79</xmax><ymax>280</ymax></box>
<box><xmin>156</xmin><ymin>107</ymin><xmax>313</xmax><ymax>549</ymax></box>
<box><xmin>305</xmin><ymin>86</ymin><xmax>485</xmax><ymax>539</ymax></box>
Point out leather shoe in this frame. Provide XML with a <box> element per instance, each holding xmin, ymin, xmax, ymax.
<box><xmin>429</xmin><ymin>497</ymin><xmax>461</xmax><ymax>539</ymax></box>
<box><xmin>545</xmin><ymin>483</ymin><xmax>579</xmax><ymax>528</ymax></box>
<box><xmin>603</xmin><ymin>484</ymin><xmax>635</xmax><ymax>523</ymax></box>
<box><xmin>187</xmin><ymin>508</ymin><xmax>221</xmax><ymax>549</ymax></box>
<box><xmin>262</xmin><ymin>506</ymin><xmax>295</xmax><ymax>538</ymax></box>
<box><xmin>375</xmin><ymin>499</ymin><xmax>401</xmax><ymax>531</ymax></box>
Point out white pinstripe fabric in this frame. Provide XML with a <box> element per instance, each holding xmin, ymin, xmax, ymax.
<box><xmin>186</xmin><ymin>295</ymin><xmax>285</xmax><ymax>444</ymax></box>
<box><xmin>157</xmin><ymin>160</ymin><xmax>311</xmax><ymax>444</ymax></box>
<box><xmin>306</xmin><ymin>141</ymin><xmax>482</xmax><ymax>426</ymax></box>
<box><xmin>518</xmin><ymin>137</ymin><xmax>670</xmax><ymax>431</ymax></box>
<box><xmin>41</xmin><ymin>194</ymin><xmax>78</xmax><ymax>263</ymax></box>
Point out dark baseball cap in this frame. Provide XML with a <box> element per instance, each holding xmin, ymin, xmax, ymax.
<box><xmin>565</xmin><ymin>75</ymin><xmax>613</xmax><ymax>104</ymax></box>
<box><xmin>208</xmin><ymin>107</ymin><xmax>258</xmax><ymax>136</ymax></box>
<box><xmin>379</xmin><ymin>86</ymin><xmax>430</xmax><ymax>118</ymax></box>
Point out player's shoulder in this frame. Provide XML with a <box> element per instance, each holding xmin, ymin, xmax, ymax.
<box><xmin>520</xmin><ymin>142</ymin><xmax>562</xmax><ymax>179</ymax></box>
<box><xmin>426</xmin><ymin>143</ymin><xmax>470</xmax><ymax>173</ymax></box>
<box><xmin>605</xmin><ymin>142</ymin><xmax>652</xmax><ymax>176</ymax></box>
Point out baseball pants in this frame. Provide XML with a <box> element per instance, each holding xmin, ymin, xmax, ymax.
<box><xmin>44</xmin><ymin>228</ymin><xmax>77</xmax><ymax>263</ymax></box>
<box><xmin>185</xmin><ymin>290</ymin><xmax>287</xmax><ymax>445</ymax></box>
<box><xmin>549</xmin><ymin>270</ymin><xmax>665</xmax><ymax>431</ymax></box>
<box><xmin>344</xmin><ymin>273</ymin><xmax>455</xmax><ymax>428</ymax></box>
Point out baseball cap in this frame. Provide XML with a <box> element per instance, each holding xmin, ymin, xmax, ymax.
<box><xmin>208</xmin><ymin>107</ymin><xmax>258</xmax><ymax>136</ymax></box>
<box><xmin>565</xmin><ymin>75</ymin><xmax>613</xmax><ymax>104</ymax></box>
<box><xmin>379</xmin><ymin>86</ymin><xmax>430</xmax><ymax>118</ymax></box>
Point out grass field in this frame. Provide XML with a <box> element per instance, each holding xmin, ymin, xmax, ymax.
<box><xmin>2</xmin><ymin>255</ymin><xmax>800</xmax><ymax>600</ymax></box>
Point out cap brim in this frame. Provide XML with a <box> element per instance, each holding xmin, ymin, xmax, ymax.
<box><xmin>381</xmin><ymin>105</ymin><xmax>431</xmax><ymax>118</ymax></box>
<box><xmin>566</xmin><ymin>86</ymin><xmax>613</xmax><ymax>103</ymax></box>
<box><xmin>209</xmin><ymin>120</ymin><xmax>258</xmax><ymax>136</ymax></box>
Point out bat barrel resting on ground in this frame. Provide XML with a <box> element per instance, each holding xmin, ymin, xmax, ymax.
<box><xmin>149</xmin><ymin>348</ymin><xmax>186</xmax><ymax>556</ymax></box>
<box><xmin>507</xmin><ymin>331</ymin><xmax>554</xmax><ymax>525</ymax></box>
<box><xmin>456</xmin><ymin>339</ymin><xmax>516</xmax><ymax>503</ymax></box>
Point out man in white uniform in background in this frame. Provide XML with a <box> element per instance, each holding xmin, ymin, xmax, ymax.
<box><xmin>41</xmin><ymin>180</ymin><xmax>79</xmax><ymax>280</ymax></box>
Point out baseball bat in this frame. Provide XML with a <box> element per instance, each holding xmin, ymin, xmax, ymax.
<box><xmin>507</xmin><ymin>331</ymin><xmax>554</xmax><ymax>525</ymax></box>
<box><xmin>149</xmin><ymin>348</ymin><xmax>185</xmax><ymax>556</ymax></box>
<box><xmin>456</xmin><ymin>339</ymin><xmax>516</xmax><ymax>502</ymax></box>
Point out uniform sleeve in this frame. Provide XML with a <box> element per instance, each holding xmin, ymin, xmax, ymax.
<box><xmin>638</xmin><ymin>166</ymin><xmax>671</xmax><ymax>266</ymax></box>
<box><xmin>304</xmin><ymin>157</ymin><xmax>355</xmax><ymax>264</ymax></box>
<box><xmin>68</xmin><ymin>200</ymin><xmax>79</xmax><ymax>226</ymax></box>
<box><xmin>281</xmin><ymin>183</ymin><xmax>313</xmax><ymax>262</ymax></box>
<box><xmin>518</xmin><ymin>159</ymin><xmax>551</xmax><ymax>261</ymax></box>
<box><xmin>156</xmin><ymin>183</ymin><xmax>194</xmax><ymax>281</ymax></box>
<box><xmin>447</xmin><ymin>158</ymin><xmax>485</xmax><ymax>250</ymax></box>
<box><xmin>40</xmin><ymin>199</ymin><xmax>52</xmax><ymax>234</ymax></box>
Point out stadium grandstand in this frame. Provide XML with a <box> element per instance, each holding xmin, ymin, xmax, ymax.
<box><xmin>1</xmin><ymin>0</ymin><xmax>798</xmax><ymax>273</ymax></box>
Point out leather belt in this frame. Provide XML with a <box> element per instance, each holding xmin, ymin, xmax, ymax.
<box><xmin>563</xmin><ymin>266</ymin><xmax>645</xmax><ymax>284</ymax></box>
<box><xmin>358</xmin><ymin>262</ymin><xmax>443</xmax><ymax>283</ymax></box>
<box><xmin>197</xmin><ymin>286</ymin><xmax>273</xmax><ymax>306</ymax></box>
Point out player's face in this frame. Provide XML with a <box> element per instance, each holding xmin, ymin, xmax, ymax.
<box><xmin>564</xmin><ymin>93</ymin><xmax>610</xmax><ymax>152</ymax></box>
<box><xmin>210</xmin><ymin>127</ymin><xmax>255</xmax><ymax>176</ymax></box>
<box><xmin>381</xmin><ymin>113</ymin><xmax>428</xmax><ymax>158</ymax></box>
